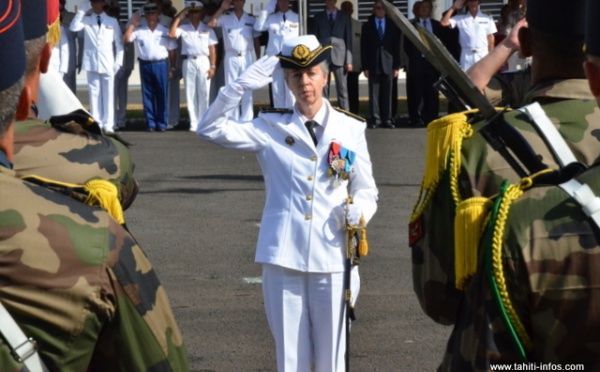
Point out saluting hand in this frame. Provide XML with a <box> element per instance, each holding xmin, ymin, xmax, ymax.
<box><xmin>78</xmin><ymin>0</ymin><xmax>91</xmax><ymax>12</ymax></box>
<box><xmin>234</xmin><ymin>55</ymin><xmax>279</xmax><ymax>91</ymax></box>
<box><xmin>452</xmin><ymin>0</ymin><xmax>465</xmax><ymax>10</ymax></box>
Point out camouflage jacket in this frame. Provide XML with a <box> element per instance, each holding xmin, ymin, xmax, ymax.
<box><xmin>0</xmin><ymin>164</ymin><xmax>188</xmax><ymax>371</ymax></box>
<box><xmin>410</xmin><ymin>79</ymin><xmax>600</xmax><ymax>324</ymax></box>
<box><xmin>439</xmin><ymin>166</ymin><xmax>600</xmax><ymax>371</ymax></box>
<box><xmin>13</xmin><ymin>118</ymin><xmax>138</xmax><ymax>210</ymax></box>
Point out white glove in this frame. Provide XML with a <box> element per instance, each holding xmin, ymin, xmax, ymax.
<box><xmin>265</xmin><ymin>0</ymin><xmax>277</xmax><ymax>13</ymax></box>
<box><xmin>345</xmin><ymin>204</ymin><xmax>363</xmax><ymax>226</ymax></box>
<box><xmin>234</xmin><ymin>55</ymin><xmax>279</xmax><ymax>91</ymax></box>
<box><xmin>78</xmin><ymin>0</ymin><xmax>91</xmax><ymax>12</ymax></box>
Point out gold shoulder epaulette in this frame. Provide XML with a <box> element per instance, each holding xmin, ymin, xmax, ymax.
<box><xmin>259</xmin><ymin>107</ymin><xmax>294</xmax><ymax>114</ymax></box>
<box><xmin>332</xmin><ymin>107</ymin><xmax>366</xmax><ymax>122</ymax></box>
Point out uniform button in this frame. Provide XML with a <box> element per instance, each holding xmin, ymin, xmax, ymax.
<box><xmin>311</xmin><ymin>156</ymin><xmax>317</xmax><ymax>161</ymax></box>
<box><xmin>306</xmin><ymin>195</ymin><xmax>313</xmax><ymax>200</ymax></box>
<box><xmin>308</xmin><ymin>175</ymin><xmax>314</xmax><ymax>180</ymax></box>
<box><xmin>305</xmin><ymin>215</ymin><xmax>312</xmax><ymax>220</ymax></box>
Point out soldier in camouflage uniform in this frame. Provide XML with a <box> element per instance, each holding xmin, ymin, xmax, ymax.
<box><xmin>409</xmin><ymin>0</ymin><xmax>600</xmax><ymax>327</ymax></box>
<box><xmin>0</xmin><ymin>5</ymin><xmax>188</xmax><ymax>370</ymax></box>
<box><xmin>12</xmin><ymin>0</ymin><xmax>138</xmax><ymax>210</ymax></box>
<box><xmin>437</xmin><ymin>3</ymin><xmax>600</xmax><ymax>368</ymax></box>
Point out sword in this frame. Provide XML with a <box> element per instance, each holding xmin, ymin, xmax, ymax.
<box><xmin>382</xmin><ymin>2</ymin><xmax>547</xmax><ymax>177</ymax></box>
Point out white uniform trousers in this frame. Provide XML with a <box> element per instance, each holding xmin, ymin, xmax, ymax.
<box><xmin>459</xmin><ymin>48</ymin><xmax>488</xmax><ymax>72</ymax></box>
<box><xmin>183</xmin><ymin>57</ymin><xmax>210</xmax><ymax>131</ymax></box>
<box><xmin>262</xmin><ymin>264</ymin><xmax>360</xmax><ymax>372</ymax></box>
<box><xmin>224</xmin><ymin>52</ymin><xmax>254</xmax><ymax>121</ymax></box>
<box><xmin>271</xmin><ymin>64</ymin><xmax>295</xmax><ymax>109</ymax></box>
<box><xmin>87</xmin><ymin>71</ymin><xmax>115</xmax><ymax>132</ymax></box>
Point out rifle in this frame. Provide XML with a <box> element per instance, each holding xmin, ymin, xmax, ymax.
<box><xmin>382</xmin><ymin>2</ymin><xmax>547</xmax><ymax>178</ymax></box>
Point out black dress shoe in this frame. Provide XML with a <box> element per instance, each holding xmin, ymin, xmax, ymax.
<box><xmin>147</xmin><ymin>128</ymin><xmax>155</xmax><ymax>132</ymax></box>
<box><xmin>157</xmin><ymin>128</ymin><xmax>166</xmax><ymax>132</ymax></box>
<box><xmin>382</xmin><ymin>122</ymin><xmax>395</xmax><ymax>129</ymax></box>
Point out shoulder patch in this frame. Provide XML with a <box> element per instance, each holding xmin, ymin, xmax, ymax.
<box><xmin>259</xmin><ymin>107</ymin><xmax>294</xmax><ymax>114</ymax></box>
<box><xmin>332</xmin><ymin>107</ymin><xmax>366</xmax><ymax>122</ymax></box>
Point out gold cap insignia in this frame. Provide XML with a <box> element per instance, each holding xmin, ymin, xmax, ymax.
<box><xmin>292</xmin><ymin>44</ymin><xmax>310</xmax><ymax>62</ymax></box>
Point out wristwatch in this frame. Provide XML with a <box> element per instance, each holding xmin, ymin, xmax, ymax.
<box><xmin>210</xmin><ymin>65</ymin><xmax>217</xmax><ymax>69</ymax></box>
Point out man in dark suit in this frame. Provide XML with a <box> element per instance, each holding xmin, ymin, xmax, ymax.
<box><xmin>341</xmin><ymin>0</ymin><xmax>362</xmax><ymax>115</ymax></box>
<box><xmin>313</xmin><ymin>0</ymin><xmax>353</xmax><ymax>110</ymax></box>
<box><xmin>404</xmin><ymin>0</ymin><xmax>442</xmax><ymax>127</ymax></box>
<box><xmin>361</xmin><ymin>0</ymin><xmax>401</xmax><ymax>128</ymax></box>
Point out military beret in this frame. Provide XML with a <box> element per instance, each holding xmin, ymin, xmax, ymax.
<box><xmin>585</xmin><ymin>0</ymin><xmax>600</xmax><ymax>56</ymax></box>
<box><xmin>526</xmin><ymin>0</ymin><xmax>585</xmax><ymax>36</ymax></box>
<box><xmin>20</xmin><ymin>0</ymin><xmax>61</xmax><ymax>47</ymax></box>
<box><xmin>21</xmin><ymin>0</ymin><xmax>48</xmax><ymax>41</ymax></box>
<box><xmin>278</xmin><ymin>35</ymin><xmax>332</xmax><ymax>69</ymax></box>
<box><xmin>0</xmin><ymin>0</ymin><xmax>26</xmax><ymax>91</ymax></box>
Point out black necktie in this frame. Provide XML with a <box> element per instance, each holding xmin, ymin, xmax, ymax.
<box><xmin>423</xmin><ymin>19</ymin><xmax>427</xmax><ymax>30</ymax></box>
<box><xmin>305</xmin><ymin>120</ymin><xmax>318</xmax><ymax>146</ymax></box>
<box><xmin>283</xmin><ymin>13</ymin><xmax>286</xmax><ymax>23</ymax></box>
<box><xmin>97</xmin><ymin>15</ymin><xmax>101</xmax><ymax>27</ymax></box>
<box><xmin>329</xmin><ymin>13</ymin><xmax>334</xmax><ymax>29</ymax></box>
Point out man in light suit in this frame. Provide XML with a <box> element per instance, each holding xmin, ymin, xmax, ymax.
<box><xmin>198</xmin><ymin>35</ymin><xmax>378</xmax><ymax>372</ymax></box>
<box><xmin>313</xmin><ymin>0</ymin><xmax>353</xmax><ymax>111</ymax></box>
<box><xmin>71</xmin><ymin>0</ymin><xmax>123</xmax><ymax>134</ymax></box>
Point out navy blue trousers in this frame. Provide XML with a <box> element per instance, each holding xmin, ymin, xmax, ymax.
<box><xmin>139</xmin><ymin>60</ymin><xmax>168</xmax><ymax>130</ymax></box>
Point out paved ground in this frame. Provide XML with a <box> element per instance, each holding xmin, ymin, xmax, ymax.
<box><xmin>115</xmin><ymin>124</ymin><xmax>452</xmax><ymax>371</ymax></box>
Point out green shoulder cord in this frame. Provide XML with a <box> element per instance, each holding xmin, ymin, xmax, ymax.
<box><xmin>484</xmin><ymin>179</ymin><xmax>532</xmax><ymax>362</ymax></box>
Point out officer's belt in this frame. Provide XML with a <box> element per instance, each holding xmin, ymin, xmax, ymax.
<box><xmin>182</xmin><ymin>55</ymin><xmax>206</xmax><ymax>60</ymax></box>
<box><xmin>462</xmin><ymin>47</ymin><xmax>486</xmax><ymax>53</ymax></box>
<box><xmin>138</xmin><ymin>58</ymin><xmax>167</xmax><ymax>64</ymax></box>
<box><xmin>226</xmin><ymin>50</ymin><xmax>249</xmax><ymax>56</ymax></box>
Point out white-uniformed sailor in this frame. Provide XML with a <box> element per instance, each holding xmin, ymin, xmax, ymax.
<box><xmin>254</xmin><ymin>0</ymin><xmax>299</xmax><ymax>109</ymax></box>
<box><xmin>207</xmin><ymin>0</ymin><xmax>261</xmax><ymax>122</ymax></box>
<box><xmin>170</xmin><ymin>1</ymin><xmax>218</xmax><ymax>131</ymax></box>
<box><xmin>70</xmin><ymin>0</ymin><xmax>124</xmax><ymax>133</ymax></box>
<box><xmin>441</xmin><ymin>0</ymin><xmax>497</xmax><ymax>71</ymax></box>
<box><xmin>198</xmin><ymin>35</ymin><xmax>378</xmax><ymax>372</ymax></box>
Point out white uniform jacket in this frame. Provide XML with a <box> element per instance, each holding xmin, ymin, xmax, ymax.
<box><xmin>70</xmin><ymin>10</ymin><xmax>124</xmax><ymax>74</ymax></box>
<box><xmin>198</xmin><ymin>90</ymin><xmax>378</xmax><ymax>273</ymax></box>
<box><xmin>254</xmin><ymin>10</ymin><xmax>300</xmax><ymax>56</ymax></box>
